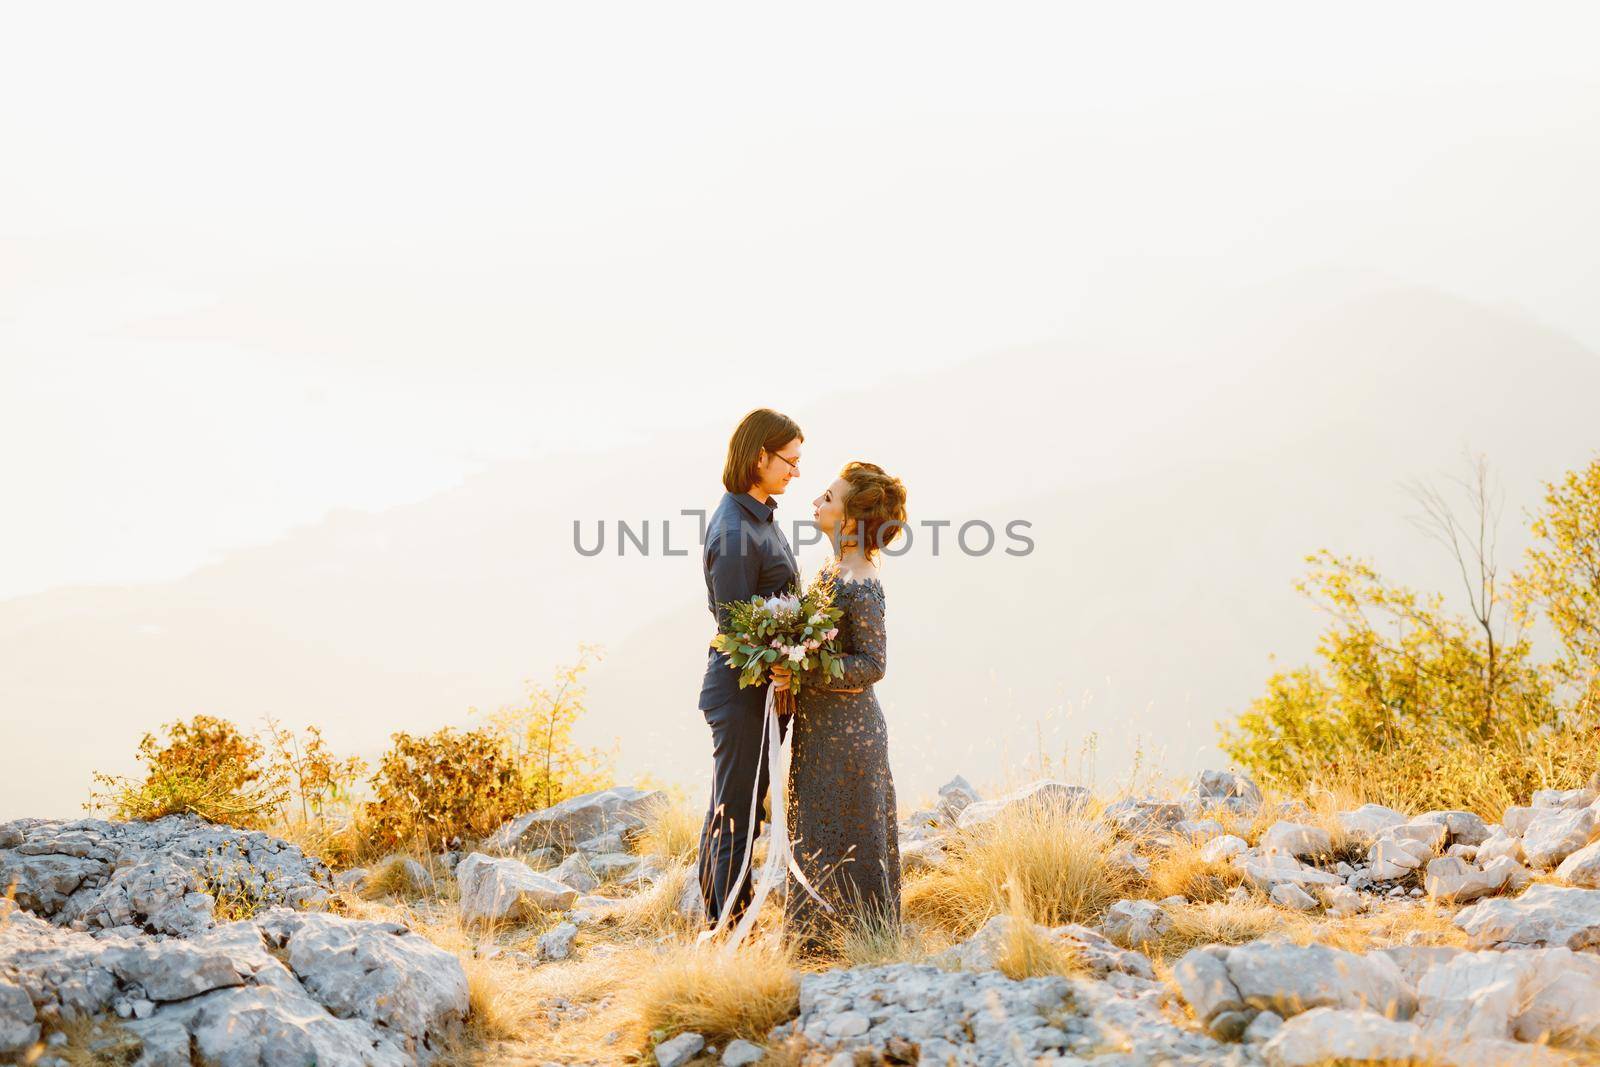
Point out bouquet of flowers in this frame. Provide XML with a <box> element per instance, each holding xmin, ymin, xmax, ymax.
<box><xmin>711</xmin><ymin>569</ymin><xmax>847</xmax><ymax>700</ymax></box>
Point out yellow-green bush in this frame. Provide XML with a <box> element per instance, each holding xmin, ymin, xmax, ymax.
<box><xmin>1222</xmin><ymin>456</ymin><xmax>1600</xmax><ymax>815</ymax></box>
<box><xmin>89</xmin><ymin>714</ymin><xmax>285</xmax><ymax>828</ymax></box>
<box><xmin>361</xmin><ymin>727</ymin><xmax>531</xmax><ymax>853</ymax></box>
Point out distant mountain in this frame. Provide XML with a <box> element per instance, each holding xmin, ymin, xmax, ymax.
<box><xmin>5</xmin><ymin>275</ymin><xmax>1597</xmax><ymax>818</ymax></box>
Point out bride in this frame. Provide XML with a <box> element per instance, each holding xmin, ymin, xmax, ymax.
<box><xmin>771</xmin><ymin>461</ymin><xmax>907</xmax><ymax>956</ymax></box>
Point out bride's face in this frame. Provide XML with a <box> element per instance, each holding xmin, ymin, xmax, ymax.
<box><xmin>811</xmin><ymin>476</ymin><xmax>851</xmax><ymax>539</ymax></box>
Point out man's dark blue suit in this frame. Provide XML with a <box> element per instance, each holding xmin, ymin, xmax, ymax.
<box><xmin>696</xmin><ymin>490</ymin><xmax>798</xmax><ymax>928</ymax></box>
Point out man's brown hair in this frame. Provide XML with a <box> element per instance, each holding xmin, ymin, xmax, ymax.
<box><xmin>723</xmin><ymin>408</ymin><xmax>803</xmax><ymax>493</ymax></box>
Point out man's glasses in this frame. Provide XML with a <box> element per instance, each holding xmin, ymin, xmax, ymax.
<box><xmin>770</xmin><ymin>451</ymin><xmax>800</xmax><ymax>474</ymax></box>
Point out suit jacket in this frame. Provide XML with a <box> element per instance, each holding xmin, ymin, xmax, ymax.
<box><xmin>698</xmin><ymin>490</ymin><xmax>799</xmax><ymax>712</ymax></box>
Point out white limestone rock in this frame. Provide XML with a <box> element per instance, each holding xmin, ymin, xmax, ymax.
<box><xmin>483</xmin><ymin>786</ymin><xmax>667</xmax><ymax>853</ymax></box>
<box><xmin>454</xmin><ymin>852</ymin><xmax>579</xmax><ymax>924</ymax></box>
<box><xmin>1555</xmin><ymin>839</ymin><xmax>1600</xmax><ymax>887</ymax></box>
<box><xmin>1336</xmin><ymin>804</ymin><xmax>1407</xmax><ymax>846</ymax></box>
<box><xmin>1522</xmin><ymin>806</ymin><xmax>1598</xmax><ymax>869</ymax></box>
<box><xmin>1454</xmin><ymin>883</ymin><xmax>1600</xmax><ymax>949</ymax></box>
<box><xmin>954</xmin><ymin>780</ymin><xmax>1090</xmax><ymax>830</ymax></box>
<box><xmin>1100</xmin><ymin>899</ymin><xmax>1171</xmax><ymax>945</ymax></box>
<box><xmin>1173</xmin><ymin>942</ymin><xmax>1414</xmax><ymax>1039</ymax></box>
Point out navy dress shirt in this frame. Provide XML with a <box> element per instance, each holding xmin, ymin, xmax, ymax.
<box><xmin>698</xmin><ymin>490</ymin><xmax>800</xmax><ymax>712</ymax></box>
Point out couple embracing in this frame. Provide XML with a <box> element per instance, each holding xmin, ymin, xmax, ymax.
<box><xmin>695</xmin><ymin>407</ymin><xmax>906</xmax><ymax>955</ymax></box>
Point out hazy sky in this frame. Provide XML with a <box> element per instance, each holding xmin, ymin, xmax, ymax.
<box><xmin>4</xmin><ymin>4</ymin><xmax>1599</xmax><ymax>600</ymax></box>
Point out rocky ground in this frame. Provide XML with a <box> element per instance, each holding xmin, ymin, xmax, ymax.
<box><xmin>6</xmin><ymin>775</ymin><xmax>1600</xmax><ymax>1065</ymax></box>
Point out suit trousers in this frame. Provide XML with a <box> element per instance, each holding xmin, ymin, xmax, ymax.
<box><xmin>697</xmin><ymin>692</ymin><xmax>792</xmax><ymax>928</ymax></box>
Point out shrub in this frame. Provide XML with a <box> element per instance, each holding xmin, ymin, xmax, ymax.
<box><xmin>473</xmin><ymin>644</ymin><xmax>614</xmax><ymax>811</ymax></box>
<box><xmin>362</xmin><ymin>727</ymin><xmax>531</xmax><ymax>853</ymax></box>
<box><xmin>1222</xmin><ymin>456</ymin><xmax>1600</xmax><ymax>815</ymax></box>
<box><xmin>89</xmin><ymin>714</ymin><xmax>285</xmax><ymax>828</ymax></box>
<box><xmin>263</xmin><ymin>717</ymin><xmax>367</xmax><ymax>823</ymax></box>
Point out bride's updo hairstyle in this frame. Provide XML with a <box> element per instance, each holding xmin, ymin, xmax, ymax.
<box><xmin>839</xmin><ymin>461</ymin><xmax>908</xmax><ymax>560</ymax></box>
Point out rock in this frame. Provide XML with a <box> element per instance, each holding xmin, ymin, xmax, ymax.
<box><xmin>898</xmin><ymin>837</ymin><xmax>946</xmax><ymax>873</ymax></box>
<box><xmin>256</xmin><ymin>909</ymin><xmax>470</xmax><ymax>1051</ymax></box>
<box><xmin>1522</xmin><ymin>806</ymin><xmax>1598</xmax><ymax>869</ymax></box>
<box><xmin>0</xmin><ymin>975</ymin><xmax>39</xmax><ymax>1057</ymax></box>
<box><xmin>1454</xmin><ymin>883</ymin><xmax>1600</xmax><ymax>949</ymax></box>
<box><xmin>933</xmin><ymin>915</ymin><xmax>1154</xmax><ymax>980</ymax></box>
<box><xmin>773</xmin><ymin>961</ymin><xmax>1231</xmax><ymax>1063</ymax></box>
<box><xmin>1176</xmin><ymin>817</ymin><xmax>1225</xmax><ymax>839</ymax></box>
<box><xmin>954</xmin><ymin>780</ymin><xmax>1089</xmax><ymax>830</ymax></box>
<box><xmin>1243</xmin><ymin>1009</ymin><xmax>1283</xmax><ymax>1044</ymax></box>
<box><xmin>1261</xmin><ymin>821</ymin><xmax>1332</xmax><ymax>858</ymax></box>
<box><xmin>395</xmin><ymin>858</ymin><xmax>435</xmax><ymax>895</ymax></box>
<box><xmin>1183</xmin><ymin>770</ymin><xmax>1264</xmax><ymax>815</ymax></box>
<box><xmin>334</xmin><ymin>868</ymin><xmax>370</xmax><ymax>892</ymax></box>
<box><xmin>1199</xmin><ymin>834</ymin><xmax>1248</xmax><ymax>863</ymax></box>
<box><xmin>1261</xmin><ymin>1008</ymin><xmax>1432</xmax><ymax>1067</ymax></box>
<box><xmin>187</xmin><ymin>984</ymin><xmax>410</xmax><ymax>1066</ymax></box>
<box><xmin>0</xmin><ymin>890</ymin><xmax>466</xmax><ymax>1065</ymax></box>
<box><xmin>1476</xmin><ymin>828</ymin><xmax>1524</xmax><ymax>865</ymax></box>
<box><xmin>1412</xmin><ymin>810</ymin><xmax>1491</xmax><ymax>847</ymax></box>
<box><xmin>1336</xmin><ymin>804</ymin><xmax>1407</xmax><ymax>845</ymax></box>
<box><xmin>484</xmin><ymin>786</ymin><xmax>667</xmax><ymax>853</ymax></box>
<box><xmin>576</xmin><ymin>829</ymin><xmax>627</xmax><ymax>855</ymax></box>
<box><xmin>587</xmin><ymin>853</ymin><xmax>644</xmax><ymax>882</ymax></box>
<box><xmin>1555</xmin><ymin>839</ymin><xmax>1600</xmax><ymax>887</ymax></box>
<box><xmin>1104</xmin><ymin>798</ymin><xmax>1185</xmax><ymax>835</ymax></box>
<box><xmin>120</xmin><ymin>1015</ymin><xmax>188</xmax><ymax>1065</ymax></box>
<box><xmin>1423</xmin><ymin>856</ymin><xmax>1515</xmax><ymax>904</ymax></box>
<box><xmin>1321</xmin><ymin>884</ymin><xmax>1365</xmax><ymax>916</ymax></box>
<box><xmin>101</xmin><ymin>940</ymin><xmax>247</xmax><ymax>1001</ymax></box>
<box><xmin>1503</xmin><ymin>806</ymin><xmax>1539</xmax><ymax>836</ymax></box>
<box><xmin>548</xmin><ymin>852</ymin><xmax>600</xmax><ymax>894</ymax></box>
<box><xmin>523</xmin><ymin>847</ymin><xmax>562</xmax><ymax>870</ymax></box>
<box><xmin>1270</xmin><ymin>883</ymin><xmax>1318</xmax><ymax>911</ymax></box>
<box><xmin>1367</xmin><ymin>836</ymin><xmax>1431</xmax><ymax>881</ymax></box>
<box><xmin>1100</xmin><ymin>899</ymin><xmax>1171</xmax><ymax>945</ymax></box>
<box><xmin>0</xmin><ymin>816</ymin><xmax>331</xmax><ymax>931</ymax></box>
<box><xmin>1532</xmin><ymin>788</ymin><xmax>1598</xmax><ymax>809</ymax></box>
<box><xmin>1415</xmin><ymin>947</ymin><xmax>1600</xmax><ymax>1048</ymax></box>
<box><xmin>654</xmin><ymin>1031</ymin><xmax>705</xmax><ymax>1067</ymax></box>
<box><xmin>721</xmin><ymin>1037</ymin><xmax>765</xmax><ymax>1066</ymax></box>
<box><xmin>1238</xmin><ymin>850</ymin><xmax>1343</xmax><ymax>892</ymax></box>
<box><xmin>537</xmin><ymin>921</ymin><xmax>578</xmax><ymax>962</ymax></box>
<box><xmin>936</xmin><ymin>775</ymin><xmax>980</xmax><ymax>819</ymax></box>
<box><xmin>453</xmin><ymin>853</ymin><xmax>579</xmax><ymax>924</ymax></box>
<box><xmin>1173</xmin><ymin>942</ymin><xmax>1414</xmax><ymax>1038</ymax></box>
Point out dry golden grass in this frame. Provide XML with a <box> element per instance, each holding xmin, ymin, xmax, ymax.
<box><xmin>596</xmin><ymin>858</ymin><xmax>702</xmax><ymax>940</ymax></box>
<box><xmin>636</xmin><ymin>794</ymin><xmax>701</xmax><ymax>863</ymax></box>
<box><xmin>275</xmin><ymin>814</ymin><xmax>369</xmax><ymax>869</ymax></box>
<box><xmin>1140</xmin><ymin>898</ymin><xmax>1299</xmax><ymax>964</ymax></box>
<box><xmin>361</xmin><ymin>853</ymin><xmax>439</xmax><ymax>901</ymax></box>
<box><xmin>991</xmin><ymin>882</ymin><xmax>1090</xmax><ymax>981</ymax></box>
<box><xmin>37</xmin><ymin>1016</ymin><xmax>142</xmax><ymax>1066</ymax></box>
<box><xmin>818</xmin><ymin>898</ymin><xmax>941</xmax><ymax>969</ymax></box>
<box><xmin>904</xmin><ymin>796</ymin><xmax>1134</xmax><ymax>937</ymax></box>
<box><xmin>624</xmin><ymin>938</ymin><xmax>800</xmax><ymax>1048</ymax></box>
<box><xmin>1141</xmin><ymin>834</ymin><xmax>1248</xmax><ymax>904</ymax></box>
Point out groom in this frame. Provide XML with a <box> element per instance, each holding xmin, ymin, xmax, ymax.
<box><xmin>697</xmin><ymin>408</ymin><xmax>804</xmax><ymax>929</ymax></box>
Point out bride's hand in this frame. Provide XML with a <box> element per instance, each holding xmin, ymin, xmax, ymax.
<box><xmin>770</xmin><ymin>664</ymin><xmax>792</xmax><ymax>692</ymax></box>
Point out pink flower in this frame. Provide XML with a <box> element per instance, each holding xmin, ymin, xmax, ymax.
<box><xmin>823</xmin><ymin>628</ymin><xmax>839</xmax><ymax>641</ymax></box>
<box><xmin>805</xmin><ymin>639</ymin><xmax>820</xmax><ymax>650</ymax></box>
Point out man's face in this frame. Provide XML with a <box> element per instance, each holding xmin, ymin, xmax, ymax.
<box><xmin>757</xmin><ymin>437</ymin><xmax>802</xmax><ymax>495</ymax></box>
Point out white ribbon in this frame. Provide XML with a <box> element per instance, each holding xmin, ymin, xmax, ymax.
<box><xmin>698</xmin><ymin>683</ymin><xmax>832</xmax><ymax>950</ymax></box>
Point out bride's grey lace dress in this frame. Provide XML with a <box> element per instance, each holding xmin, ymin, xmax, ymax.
<box><xmin>785</xmin><ymin>558</ymin><xmax>901</xmax><ymax>955</ymax></box>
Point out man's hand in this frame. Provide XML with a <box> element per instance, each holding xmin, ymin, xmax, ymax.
<box><xmin>770</xmin><ymin>664</ymin><xmax>793</xmax><ymax>692</ymax></box>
